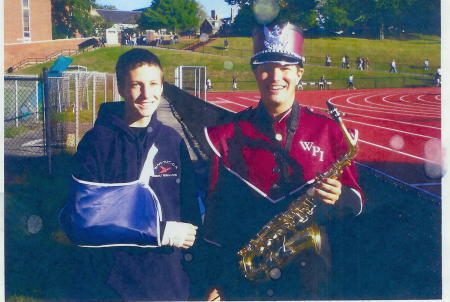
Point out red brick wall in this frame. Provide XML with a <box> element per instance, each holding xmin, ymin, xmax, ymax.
<box><xmin>4</xmin><ymin>0</ymin><xmax>23</xmax><ymax>43</ymax></box>
<box><xmin>4</xmin><ymin>38</ymin><xmax>90</xmax><ymax>71</ymax></box>
<box><xmin>4</xmin><ymin>0</ymin><xmax>52</xmax><ymax>43</ymax></box>
<box><xmin>30</xmin><ymin>0</ymin><xmax>52</xmax><ymax>41</ymax></box>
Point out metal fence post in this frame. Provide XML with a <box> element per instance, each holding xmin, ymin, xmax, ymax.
<box><xmin>104</xmin><ymin>75</ymin><xmax>107</xmax><ymax>103</ymax></box>
<box><xmin>57</xmin><ymin>79</ymin><xmax>62</xmax><ymax>113</ymax></box>
<box><xmin>75</xmin><ymin>74</ymin><xmax>80</xmax><ymax>146</ymax></box>
<box><xmin>43</xmin><ymin>68</ymin><xmax>52</xmax><ymax>174</ymax></box>
<box><xmin>15</xmin><ymin>80</ymin><xmax>19</xmax><ymax>127</ymax></box>
<box><xmin>35</xmin><ymin>81</ymin><xmax>39</xmax><ymax>122</ymax></box>
<box><xmin>112</xmin><ymin>76</ymin><xmax>116</xmax><ymax>101</ymax></box>
<box><xmin>92</xmin><ymin>75</ymin><xmax>96</xmax><ymax>125</ymax></box>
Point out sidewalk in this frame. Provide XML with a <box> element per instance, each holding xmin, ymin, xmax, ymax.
<box><xmin>157</xmin><ymin>95</ymin><xmax>209</xmax><ymax>190</ymax></box>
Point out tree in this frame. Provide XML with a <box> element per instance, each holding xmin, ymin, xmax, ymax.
<box><xmin>138</xmin><ymin>0</ymin><xmax>201</xmax><ymax>33</ymax></box>
<box><xmin>226</xmin><ymin>0</ymin><xmax>319</xmax><ymax>31</ymax></box>
<box><xmin>321</xmin><ymin>0</ymin><xmax>430</xmax><ymax>39</ymax></box>
<box><xmin>402</xmin><ymin>0</ymin><xmax>440</xmax><ymax>35</ymax></box>
<box><xmin>52</xmin><ymin>0</ymin><xmax>110</xmax><ymax>38</ymax></box>
<box><xmin>230</xmin><ymin>5</ymin><xmax>258</xmax><ymax>36</ymax></box>
<box><xmin>319</xmin><ymin>0</ymin><xmax>353</xmax><ymax>33</ymax></box>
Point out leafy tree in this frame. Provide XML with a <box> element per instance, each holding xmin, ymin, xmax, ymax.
<box><xmin>319</xmin><ymin>0</ymin><xmax>353</xmax><ymax>32</ymax></box>
<box><xmin>321</xmin><ymin>0</ymin><xmax>439</xmax><ymax>39</ymax></box>
<box><xmin>52</xmin><ymin>0</ymin><xmax>110</xmax><ymax>38</ymax></box>
<box><xmin>231</xmin><ymin>5</ymin><xmax>257</xmax><ymax>36</ymax></box>
<box><xmin>228</xmin><ymin>0</ymin><xmax>440</xmax><ymax>38</ymax></box>
<box><xmin>138</xmin><ymin>0</ymin><xmax>201</xmax><ymax>33</ymax></box>
<box><xmin>402</xmin><ymin>0</ymin><xmax>440</xmax><ymax>35</ymax></box>
<box><xmin>226</xmin><ymin>0</ymin><xmax>319</xmax><ymax>32</ymax></box>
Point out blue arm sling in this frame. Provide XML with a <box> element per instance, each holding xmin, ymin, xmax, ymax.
<box><xmin>60</xmin><ymin>144</ymin><xmax>163</xmax><ymax>247</ymax></box>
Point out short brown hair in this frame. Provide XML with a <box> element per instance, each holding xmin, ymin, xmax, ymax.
<box><xmin>116</xmin><ymin>48</ymin><xmax>164</xmax><ymax>91</ymax></box>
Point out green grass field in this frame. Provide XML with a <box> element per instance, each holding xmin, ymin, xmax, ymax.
<box><xmin>17</xmin><ymin>34</ymin><xmax>440</xmax><ymax>91</ymax></box>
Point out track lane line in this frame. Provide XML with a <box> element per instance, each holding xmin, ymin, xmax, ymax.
<box><xmin>358</xmin><ymin>139</ymin><xmax>440</xmax><ymax>164</ymax></box>
<box><xmin>343</xmin><ymin>119</ymin><xmax>438</xmax><ymax>139</ymax></box>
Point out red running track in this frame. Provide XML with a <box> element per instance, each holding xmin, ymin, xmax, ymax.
<box><xmin>205</xmin><ymin>87</ymin><xmax>442</xmax><ymax>198</ymax></box>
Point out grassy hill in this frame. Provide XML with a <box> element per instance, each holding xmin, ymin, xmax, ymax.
<box><xmin>17</xmin><ymin>34</ymin><xmax>440</xmax><ymax>91</ymax></box>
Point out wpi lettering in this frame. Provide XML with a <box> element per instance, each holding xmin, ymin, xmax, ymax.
<box><xmin>300</xmin><ymin>141</ymin><xmax>324</xmax><ymax>161</ymax></box>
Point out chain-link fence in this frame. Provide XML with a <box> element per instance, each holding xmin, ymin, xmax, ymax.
<box><xmin>4</xmin><ymin>69</ymin><xmax>120</xmax><ymax>173</ymax></box>
<box><xmin>48</xmin><ymin>70</ymin><xmax>120</xmax><ymax>151</ymax></box>
<box><xmin>4</xmin><ymin>75</ymin><xmax>44</xmax><ymax>157</ymax></box>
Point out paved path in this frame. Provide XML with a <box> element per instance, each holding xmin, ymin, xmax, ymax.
<box><xmin>158</xmin><ymin>96</ymin><xmax>206</xmax><ymax>162</ymax></box>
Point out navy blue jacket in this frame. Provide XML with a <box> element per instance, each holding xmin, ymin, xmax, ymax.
<box><xmin>71</xmin><ymin>101</ymin><xmax>201</xmax><ymax>301</ymax></box>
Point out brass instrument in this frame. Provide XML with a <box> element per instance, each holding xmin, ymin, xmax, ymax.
<box><xmin>237</xmin><ymin>101</ymin><xmax>359</xmax><ymax>282</ymax></box>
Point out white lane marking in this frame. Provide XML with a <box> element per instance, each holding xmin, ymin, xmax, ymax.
<box><xmin>397</xmin><ymin>94</ymin><xmax>440</xmax><ymax>109</ymax></box>
<box><xmin>336</xmin><ymin>97</ymin><xmax>441</xmax><ymax>118</ymax></box>
<box><xmin>239</xmin><ymin>96</ymin><xmax>259</xmax><ymax>102</ymax></box>
<box><xmin>380</xmin><ymin>93</ymin><xmax>440</xmax><ymax>111</ymax></box>
<box><xmin>206</xmin><ymin>99</ymin><xmax>235</xmax><ymax>113</ymax></box>
<box><xmin>351</xmin><ymin>94</ymin><xmax>441</xmax><ymax>117</ymax></box>
<box><xmin>358</xmin><ymin>139</ymin><xmax>441</xmax><ymax>164</ymax></box>
<box><xmin>417</xmin><ymin>94</ymin><xmax>441</xmax><ymax>104</ymax></box>
<box><xmin>364</xmin><ymin>93</ymin><xmax>439</xmax><ymax>112</ymax></box>
<box><xmin>344</xmin><ymin>118</ymin><xmax>437</xmax><ymax>139</ymax></box>
<box><xmin>215</xmin><ymin>97</ymin><xmax>249</xmax><ymax>108</ymax></box>
<box><xmin>309</xmin><ymin>104</ymin><xmax>441</xmax><ymax>130</ymax></box>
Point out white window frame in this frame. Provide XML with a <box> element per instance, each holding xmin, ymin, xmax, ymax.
<box><xmin>22</xmin><ymin>0</ymin><xmax>31</xmax><ymax>41</ymax></box>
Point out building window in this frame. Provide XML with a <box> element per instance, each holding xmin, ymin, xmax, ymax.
<box><xmin>22</xmin><ymin>0</ymin><xmax>30</xmax><ymax>39</ymax></box>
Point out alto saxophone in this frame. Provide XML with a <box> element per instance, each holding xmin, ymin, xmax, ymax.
<box><xmin>237</xmin><ymin>101</ymin><xmax>359</xmax><ymax>282</ymax></box>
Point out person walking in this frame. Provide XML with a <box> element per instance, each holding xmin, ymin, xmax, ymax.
<box><xmin>347</xmin><ymin>74</ymin><xmax>355</xmax><ymax>89</ymax></box>
<box><xmin>389</xmin><ymin>59</ymin><xmax>397</xmax><ymax>73</ymax></box>
<box><xmin>232</xmin><ymin>76</ymin><xmax>238</xmax><ymax>91</ymax></box>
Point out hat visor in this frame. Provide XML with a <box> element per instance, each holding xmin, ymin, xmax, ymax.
<box><xmin>251</xmin><ymin>52</ymin><xmax>302</xmax><ymax>66</ymax></box>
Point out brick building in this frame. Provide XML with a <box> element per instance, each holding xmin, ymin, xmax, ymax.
<box><xmin>4</xmin><ymin>0</ymin><xmax>52</xmax><ymax>44</ymax></box>
<box><xmin>4</xmin><ymin>0</ymin><xmax>88</xmax><ymax>72</ymax></box>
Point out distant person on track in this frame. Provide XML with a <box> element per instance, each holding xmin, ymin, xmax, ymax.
<box><xmin>347</xmin><ymin>74</ymin><xmax>355</xmax><ymax>89</ymax></box>
<box><xmin>389</xmin><ymin>59</ymin><xmax>397</xmax><ymax>73</ymax></box>
<box><xmin>200</xmin><ymin>22</ymin><xmax>364</xmax><ymax>301</ymax></box>
<box><xmin>224</xmin><ymin>38</ymin><xmax>229</xmax><ymax>50</ymax></box>
<box><xmin>59</xmin><ymin>48</ymin><xmax>202</xmax><ymax>301</ymax></box>
<box><xmin>232</xmin><ymin>76</ymin><xmax>238</xmax><ymax>91</ymax></box>
<box><xmin>207</xmin><ymin>78</ymin><xmax>213</xmax><ymax>90</ymax></box>
<box><xmin>434</xmin><ymin>67</ymin><xmax>441</xmax><ymax>87</ymax></box>
<box><xmin>325</xmin><ymin>55</ymin><xmax>332</xmax><ymax>66</ymax></box>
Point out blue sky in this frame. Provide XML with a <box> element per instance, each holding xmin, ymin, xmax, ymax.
<box><xmin>95</xmin><ymin>0</ymin><xmax>236</xmax><ymax>18</ymax></box>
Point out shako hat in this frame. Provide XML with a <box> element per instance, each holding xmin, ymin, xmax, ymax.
<box><xmin>251</xmin><ymin>22</ymin><xmax>304</xmax><ymax>66</ymax></box>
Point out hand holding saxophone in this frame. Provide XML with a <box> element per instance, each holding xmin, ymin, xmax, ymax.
<box><xmin>310</xmin><ymin>178</ymin><xmax>342</xmax><ymax>205</ymax></box>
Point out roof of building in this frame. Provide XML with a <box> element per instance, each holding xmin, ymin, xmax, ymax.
<box><xmin>202</xmin><ymin>18</ymin><xmax>224</xmax><ymax>29</ymax></box>
<box><xmin>133</xmin><ymin>7</ymin><xmax>151</xmax><ymax>12</ymax></box>
<box><xmin>96</xmin><ymin>9</ymin><xmax>142</xmax><ymax>24</ymax></box>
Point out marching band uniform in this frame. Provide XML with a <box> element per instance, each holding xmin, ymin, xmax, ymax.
<box><xmin>201</xmin><ymin>23</ymin><xmax>364</xmax><ymax>300</ymax></box>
